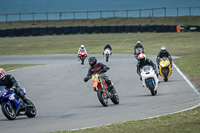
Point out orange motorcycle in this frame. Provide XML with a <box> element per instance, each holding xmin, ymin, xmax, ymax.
<box><xmin>90</xmin><ymin>73</ymin><xmax>119</xmax><ymax>107</ymax></box>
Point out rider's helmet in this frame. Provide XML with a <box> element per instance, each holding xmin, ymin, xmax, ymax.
<box><xmin>81</xmin><ymin>45</ymin><xmax>85</xmax><ymax>49</ymax></box>
<box><xmin>136</xmin><ymin>41</ymin><xmax>141</xmax><ymax>45</ymax></box>
<box><xmin>106</xmin><ymin>43</ymin><xmax>110</xmax><ymax>46</ymax></box>
<box><xmin>161</xmin><ymin>46</ymin><xmax>167</xmax><ymax>54</ymax></box>
<box><xmin>88</xmin><ymin>56</ymin><xmax>97</xmax><ymax>67</ymax></box>
<box><xmin>0</xmin><ymin>68</ymin><xmax>6</xmax><ymax>80</ymax></box>
<box><xmin>138</xmin><ymin>53</ymin><xmax>146</xmax><ymax>63</ymax></box>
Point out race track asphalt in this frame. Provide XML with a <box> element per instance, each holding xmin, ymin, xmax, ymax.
<box><xmin>0</xmin><ymin>54</ymin><xmax>199</xmax><ymax>133</ymax></box>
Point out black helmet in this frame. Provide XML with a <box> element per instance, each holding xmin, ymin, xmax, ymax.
<box><xmin>88</xmin><ymin>56</ymin><xmax>97</xmax><ymax>66</ymax></box>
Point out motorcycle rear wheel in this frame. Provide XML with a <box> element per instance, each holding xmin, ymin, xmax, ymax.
<box><xmin>97</xmin><ymin>90</ymin><xmax>108</xmax><ymax>107</ymax></box>
<box><xmin>110</xmin><ymin>87</ymin><xmax>119</xmax><ymax>104</ymax></box>
<box><xmin>2</xmin><ymin>104</ymin><xmax>16</xmax><ymax>120</ymax></box>
<box><xmin>25</xmin><ymin>99</ymin><xmax>37</xmax><ymax>118</ymax></box>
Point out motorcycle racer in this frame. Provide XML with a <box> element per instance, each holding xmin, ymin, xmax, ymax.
<box><xmin>103</xmin><ymin>43</ymin><xmax>112</xmax><ymax>55</ymax></box>
<box><xmin>134</xmin><ymin>41</ymin><xmax>144</xmax><ymax>55</ymax></box>
<box><xmin>0</xmin><ymin>68</ymin><xmax>26</xmax><ymax>100</ymax></box>
<box><xmin>137</xmin><ymin>54</ymin><xmax>158</xmax><ymax>80</ymax></box>
<box><xmin>84</xmin><ymin>56</ymin><xmax>114</xmax><ymax>90</ymax></box>
<box><xmin>78</xmin><ymin>45</ymin><xmax>87</xmax><ymax>60</ymax></box>
<box><xmin>156</xmin><ymin>46</ymin><xmax>172</xmax><ymax>67</ymax></box>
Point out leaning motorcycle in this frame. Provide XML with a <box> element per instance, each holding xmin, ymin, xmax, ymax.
<box><xmin>79</xmin><ymin>49</ymin><xmax>87</xmax><ymax>65</ymax></box>
<box><xmin>104</xmin><ymin>49</ymin><xmax>111</xmax><ymax>62</ymax></box>
<box><xmin>90</xmin><ymin>73</ymin><xmax>119</xmax><ymax>107</ymax></box>
<box><xmin>159</xmin><ymin>57</ymin><xmax>172</xmax><ymax>82</ymax></box>
<box><xmin>0</xmin><ymin>86</ymin><xmax>36</xmax><ymax>120</ymax></box>
<box><xmin>141</xmin><ymin>66</ymin><xmax>159</xmax><ymax>96</ymax></box>
<box><xmin>135</xmin><ymin>48</ymin><xmax>144</xmax><ymax>61</ymax></box>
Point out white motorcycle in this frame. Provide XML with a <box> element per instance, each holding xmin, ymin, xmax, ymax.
<box><xmin>141</xmin><ymin>65</ymin><xmax>159</xmax><ymax>96</ymax></box>
<box><xmin>104</xmin><ymin>49</ymin><xmax>111</xmax><ymax>62</ymax></box>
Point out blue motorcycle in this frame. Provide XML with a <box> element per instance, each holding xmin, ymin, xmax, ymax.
<box><xmin>0</xmin><ymin>86</ymin><xmax>36</xmax><ymax>120</ymax></box>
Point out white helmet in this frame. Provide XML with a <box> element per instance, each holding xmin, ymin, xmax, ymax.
<box><xmin>161</xmin><ymin>46</ymin><xmax>167</xmax><ymax>54</ymax></box>
<box><xmin>81</xmin><ymin>45</ymin><xmax>84</xmax><ymax>48</ymax></box>
<box><xmin>137</xmin><ymin>41</ymin><xmax>141</xmax><ymax>44</ymax></box>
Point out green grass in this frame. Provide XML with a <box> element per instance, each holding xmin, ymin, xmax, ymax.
<box><xmin>174</xmin><ymin>54</ymin><xmax>200</xmax><ymax>77</ymax></box>
<box><xmin>0</xmin><ymin>32</ymin><xmax>199</xmax><ymax>55</ymax></box>
<box><xmin>0</xmin><ymin>16</ymin><xmax>200</xmax><ymax>29</ymax></box>
<box><xmin>0</xmin><ymin>64</ymin><xmax>40</xmax><ymax>71</ymax></box>
<box><xmin>52</xmin><ymin>107</ymin><xmax>200</xmax><ymax>133</ymax></box>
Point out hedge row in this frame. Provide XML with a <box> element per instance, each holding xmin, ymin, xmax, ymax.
<box><xmin>0</xmin><ymin>25</ymin><xmax>199</xmax><ymax>37</ymax></box>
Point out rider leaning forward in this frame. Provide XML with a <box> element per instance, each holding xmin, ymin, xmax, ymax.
<box><xmin>136</xmin><ymin>54</ymin><xmax>158</xmax><ymax>81</ymax></box>
<box><xmin>84</xmin><ymin>56</ymin><xmax>115</xmax><ymax>91</ymax></box>
<box><xmin>134</xmin><ymin>41</ymin><xmax>144</xmax><ymax>55</ymax></box>
<box><xmin>103</xmin><ymin>43</ymin><xmax>112</xmax><ymax>55</ymax></box>
<box><xmin>156</xmin><ymin>46</ymin><xmax>172</xmax><ymax>67</ymax></box>
<box><xmin>0</xmin><ymin>68</ymin><xmax>26</xmax><ymax>100</ymax></box>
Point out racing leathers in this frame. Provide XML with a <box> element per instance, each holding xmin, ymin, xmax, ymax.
<box><xmin>156</xmin><ymin>51</ymin><xmax>172</xmax><ymax>67</ymax></box>
<box><xmin>137</xmin><ymin>58</ymin><xmax>158</xmax><ymax>80</ymax></box>
<box><xmin>84</xmin><ymin>63</ymin><xmax>112</xmax><ymax>88</ymax></box>
<box><xmin>134</xmin><ymin>44</ymin><xmax>144</xmax><ymax>55</ymax></box>
<box><xmin>0</xmin><ymin>75</ymin><xmax>25</xmax><ymax>100</ymax></box>
<box><xmin>103</xmin><ymin>45</ymin><xmax>112</xmax><ymax>55</ymax></box>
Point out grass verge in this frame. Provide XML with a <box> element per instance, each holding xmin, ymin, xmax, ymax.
<box><xmin>0</xmin><ymin>32</ymin><xmax>199</xmax><ymax>55</ymax></box>
<box><xmin>0</xmin><ymin>64</ymin><xmax>40</xmax><ymax>71</ymax></box>
<box><xmin>52</xmin><ymin>107</ymin><xmax>200</xmax><ymax>133</ymax></box>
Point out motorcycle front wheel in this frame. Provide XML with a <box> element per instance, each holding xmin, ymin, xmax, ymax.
<box><xmin>162</xmin><ymin>69</ymin><xmax>169</xmax><ymax>82</ymax></box>
<box><xmin>81</xmin><ymin>57</ymin><xmax>84</xmax><ymax>65</ymax></box>
<box><xmin>1</xmin><ymin>103</ymin><xmax>16</xmax><ymax>120</ymax></box>
<box><xmin>106</xmin><ymin>56</ymin><xmax>109</xmax><ymax>62</ymax></box>
<box><xmin>148</xmin><ymin>81</ymin><xmax>157</xmax><ymax>96</ymax></box>
<box><xmin>97</xmin><ymin>90</ymin><xmax>108</xmax><ymax>107</ymax></box>
<box><xmin>25</xmin><ymin>99</ymin><xmax>37</xmax><ymax>118</ymax></box>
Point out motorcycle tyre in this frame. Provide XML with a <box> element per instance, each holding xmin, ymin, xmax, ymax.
<box><xmin>148</xmin><ymin>81</ymin><xmax>156</xmax><ymax>96</ymax></box>
<box><xmin>110</xmin><ymin>86</ymin><xmax>119</xmax><ymax>104</ymax></box>
<box><xmin>2</xmin><ymin>104</ymin><xmax>16</xmax><ymax>120</ymax></box>
<box><xmin>25</xmin><ymin>99</ymin><xmax>37</xmax><ymax>118</ymax></box>
<box><xmin>81</xmin><ymin>57</ymin><xmax>84</xmax><ymax>65</ymax></box>
<box><xmin>106</xmin><ymin>56</ymin><xmax>109</xmax><ymax>62</ymax></box>
<box><xmin>163</xmin><ymin>69</ymin><xmax>169</xmax><ymax>82</ymax></box>
<box><xmin>97</xmin><ymin>90</ymin><xmax>108</xmax><ymax>107</ymax></box>
<box><xmin>110</xmin><ymin>94</ymin><xmax>119</xmax><ymax>105</ymax></box>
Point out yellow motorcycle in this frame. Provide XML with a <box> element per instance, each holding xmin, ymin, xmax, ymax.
<box><xmin>159</xmin><ymin>57</ymin><xmax>172</xmax><ymax>82</ymax></box>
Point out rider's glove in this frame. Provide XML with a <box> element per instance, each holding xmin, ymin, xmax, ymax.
<box><xmin>84</xmin><ymin>77</ymin><xmax>89</xmax><ymax>82</ymax></box>
<box><xmin>10</xmin><ymin>86</ymin><xmax>16</xmax><ymax>90</ymax></box>
<box><xmin>102</xmin><ymin>67</ymin><xmax>108</xmax><ymax>72</ymax></box>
